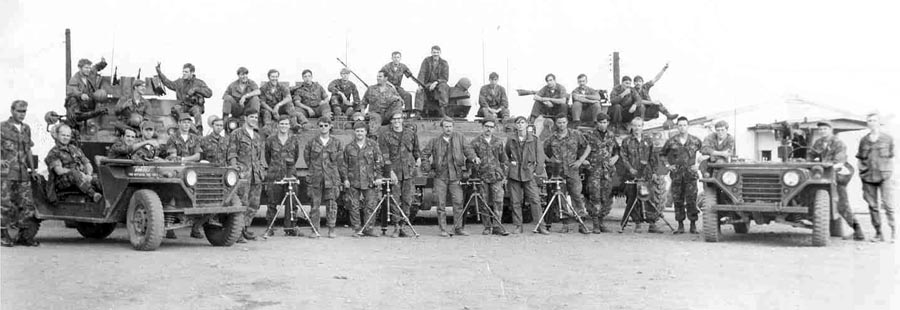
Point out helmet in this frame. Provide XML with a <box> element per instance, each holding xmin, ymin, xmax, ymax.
<box><xmin>44</xmin><ymin>111</ymin><xmax>61</xmax><ymax>125</ymax></box>
<box><xmin>92</xmin><ymin>89</ymin><xmax>108</xmax><ymax>103</ymax></box>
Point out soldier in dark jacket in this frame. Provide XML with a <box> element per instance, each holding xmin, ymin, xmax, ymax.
<box><xmin>477</xmin><ymin>72</ymin><xmax>510</xmax><ymax>122</ymax></box>
<box><xmin>65</xmin><ymin>58</ymin><xmax>109</xmax><ymax>136</ymax></box>
<box><xmin>608</xmin><ymin>76</ymin><xmax>643</xmax><ymax>133</ymax></box>
<box><xmin>227</xmin><ymin>110</ymin><xmax>267</xmax><ymax>243</ymax></box>
<box><xmin>342</xmin><ymin>122</ymin><xmax>384</xmax><ymax>237</ymax></box>
<box><xmin>381</xmin><ymin>51</ymin><xmax>415</xmax><ymax>110</ymax></box>
<box><xmin>423</xmin><ymin>117</ymin><xmax>476</xmax><ymax>236</ymax></box>
<box><xmin>46</xmin><ymin>124</ymin><xmax>103</xmax><ymax>203</ymax></box>
<box><xmin>661</xmin><ymin>116</ymin><xmax>703</xmax><ymax>234</ymax></box>
<box><xmin>414</xmin><ymin>46</ymin><xmax>451</xmax><ymax>116</ymax></box>
<box><xmin>506</xmin><ymin>116</ymin><xmax>547</xmax><ymax>234</ymax></box>
<box><xmin>156</xmin><ymin>62</ymin><xmax>213</xmax><ymax>132</ymax></box>
<box><xmin>1</xmin><ymin>100</ymin><xmax>38</xmax><ymax>246</ymax></box>
<box><xmin>857</xmin><ymin>113</ymin><xmax>894</xmax><ymax>242</ymax></box>
<box><xmin>470</xmin><ymin>119</ymin><xmax>509</xmax><ymax>235</ymax></box>
<box><xmin>263</xmin><ymin>116</ymin><xmax>301</xmax><ymax>237</ymax></box>
<box><xmin>304</xmin><ymin>117</ymin><xmax>343</xmax><ymax>238</ymax></box>
<box><xmin>378</xmin><ymin>113</ymin><xmax>421</xmax><ymax>237</ymax></box>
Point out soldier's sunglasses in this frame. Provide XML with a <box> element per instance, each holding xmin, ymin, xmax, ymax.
<box><xmin>319</xmin><ymin>124</ymin><xmax>330</xmax><ymax>128</ymax></box>
<box><xmin>15</xmin><ymin>110</ymin><xmax>26</xmax><ymax>113</ymax></box>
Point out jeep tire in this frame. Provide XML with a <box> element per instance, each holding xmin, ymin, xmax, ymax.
<box><xmin>702</xmin><ymin>186</ymin><xmax>719</xmax><ymax>242</ymax></box>
<box><xmin>126</xmin><ymin>189</ymin><xmax>165</xmax><ymax>251</ymax></box>
<box><xmin>76</xmin><ymin>222</ymin><xmax>117</xmax><ymax>239</ymax></box>
<box><xmin>812</xmin><ymin>189</ymin><xmax>830</xmax><ymax>247</ymax></box>
<box><xmin>204</xmin><ymin>212</ymin><xmax>244</xmax><ymax>246</ymax></box>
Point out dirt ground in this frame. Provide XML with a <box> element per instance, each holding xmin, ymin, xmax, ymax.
<box><xmin>1</xmin><ymin>210</ymin><xmax>897</xmax><ymax>310</ymax></box>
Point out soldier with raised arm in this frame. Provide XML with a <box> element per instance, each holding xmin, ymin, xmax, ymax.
<box><xmin>155</xmin><ymin>62</ymin><xmax>212</xmax><ymax>132</ymax></box>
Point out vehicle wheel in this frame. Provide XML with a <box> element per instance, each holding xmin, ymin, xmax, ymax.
<box><xmin>733</xmin><ymin>223</ymin><xmax>749</xmax><ymax>234</ymax></box>
<box><xmin>76</xmin><ymin>222</ymin><xmax>117</xmax><ymax>239</ymax></box>
<box><xmin>812</xmin><ymin>189</ymin><xmax>830</xmax><ymax>247</ymax></box>
<box><xmin>205</xmin><ymin>212</ymin><xmax>244</xmax><ymax>246</ymax></box>
<box><xmin>702</xmin><ymin>186</ymin><xmax>719</xmax><ymax>242</ymax></box>
<box><xmin>830</xmin><ymin>218</ymin><xmax>844</xmax><ymax>237</ymax></box>
<box><xmin>126</xmin><ymin>189</ymin><xmax>165</xmax><ymax>251</ymax></box>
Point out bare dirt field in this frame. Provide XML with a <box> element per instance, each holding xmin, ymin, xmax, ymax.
<box><xmin>2</xmin><ymin>211</ymin><xmax>897</xmax><ymax>310</ymax></box>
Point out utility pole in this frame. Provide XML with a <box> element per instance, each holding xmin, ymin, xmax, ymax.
<box><xmin>65</xmin><ymin>28</ymin><xmax>71</xmax><ymax>85</ymax></box>
<box><xmin>612</xmin><ymin>51</ymin><xmax>620</xmax><ymax>87</ymax></box>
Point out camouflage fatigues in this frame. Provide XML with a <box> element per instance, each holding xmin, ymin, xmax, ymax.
<box><xmin>164</xmin><ymin>131</ymin><xmax>202</xmax><ymax>159</ymax></box>
<box><xmin>543</xmin><ymin>130</ymin><xmax>588</xmax><ymax>218</ymax></box>
<box><xmin>292</xmin><ymin>82</ymin><xmax>332</xmax><ymax>118</ymax></box>
<box><xmin>620</xmin><ymin>134</ymin><xmax>658</xmax><ymax>223</ymax></box>
<box><xmin>199</xmin><ymin>132</ymin><xmax>229</xmax><ymax>165</ymax></box>
<box><xmin>131</xmin><ymin>137</ymin><xmax>161</xmax><ymax>162</ymax></box>
<box><xmin>1</xmin><ymin>119</ymin><xmax>37</xmax><ymax>234</ymax></box>
<box><xmin>584</xmin><ymin>129</ymin><xmax>618</xmax><ymax>219</ymax></box>
<box><xmin>341</xmin><ymin>139</ymin><xmax>383</xmax><ymax>228</ymax></box>
<box><xmin>156</xmin><ymin>70</ymin><xmax>213</xmax><ymax>125</ymax></box>
<box><xmin>222</xmin><ymin>79</ymin><xmax>261</xmax><ymax>118</ymax></box>
<box><xmin>327</xmin><ymin>79</ymin><xmax>361</xmax><ymax>116</ymax></box>
<box><xmin>361</xmin><ymin>84</ymin><xmax>404</xmax><ymax>132</ymax></box>
<box><xmin>228</xmin><ymin>128</ymin><xmax>267</xmax><ymax>229</ymax></box>
<box><xmin>107</xmin><ymin>138</ymin><xmax>132</xmax><ymax>159</ymax></box>
<box><xmin>65</xmin><ymin>60</ymin><xmax>108</xmax><ymax>135</ymax></box>
<box><xmin>608</xmin><ymin>84</ymin><xmax>642</xmax><ymax>127</ymax></box>
<box><xmin>380</xmin><ymin>62</ymin><xmax>414</xmax><ymax>109</ymax></box>
<box><xmin>304</xmin><ymin>136</ymin><xmax>343</xmax><ymax>229</ymax></box>
<box><xmin>477</xmin><ymin>84</ymin><xmax>509</xmax><ymax>121</ymax></box>
<box><xmin>115</xmin><ymin>92</ymin><xmax>149</xmax><ymax>127</ymax></box>
<box><xmin>259</xmin><ymin>81</ymin><xmax>303</xmax><ymax>126</ymax></box>
<box><xmin>661</xmin><ymin>133</ymin><xmax>703</xmax><ymax>222</ymax></box>
<box><xmin>700</xmin><ymin>133</ymin><xmax>735</xmax><ymax>173</ymax></box>
<box><xmin>470</xmin><ymin>135</ymin><xmax>508</xmax><ymax>229</ymax></box>
<box><xmin>264</xmin><ymin>134</ymin><xmax>301</xmax><ymax>229</ymax></box>
<box><xmin>378</xmin><ymin>126</ymin><xmax>421</xmax><ymax>223</ymax></box>
<box><xmin>45</xmin><ymin>143</ymin><xmax>101</xmax><ymax>199</ymax></box>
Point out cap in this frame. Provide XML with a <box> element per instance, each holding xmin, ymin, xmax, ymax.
<box><xmin>352</xmin><ymin>121</ymin><xmax>367</xmax><ymax>130</ymax></box>
<box><xmin>340</xmin><ymin>68</ymin><xmax>351</xmax><ymax>75</ymax></box>
<box><xmin>140</xmin><ymin>120</ymin><xmax>155</xmax><ymax>130</ymax></box>
<box><xmin>178</xmin><ymin>113</ymin><xmax>192</xmax><ymax>122</ymax></box>
<box><xmin>351</xmin><ymin>112</ymin><xmax>365</xmax><ymax>121</ymax></box>
<box><xmin>816</xmin><ymin>120</ymin><xmax>833</xmax><ymax>128</ymax></box>
<box><xmin>513</xmin><ymin>116</ymin><xmax>528</xmax><ymax>124</ymax></box>
<box><xmin>480</xmin><ymin>118</ymin><xmax>497</xmax><ymax>126</ymax></box>
<box><xmin>207</xmin><ymin>115</ymin><xmax>223</xmax><ymax>127</ymax></box>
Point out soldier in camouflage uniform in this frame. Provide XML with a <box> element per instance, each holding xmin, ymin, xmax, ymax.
<box><xmin>292</xmin><ymin>69</ymin><xmax>333</xmax><ymax>120</ymax></box>
<box><xmin>619</xmin><ymin>118</ymin><xmax>661</xmax><ymax>232</ymax></box>
<box><xmin>661</xmin><ymin>116</ymin><xmax>703</xmax><ymax>234</ymax></box>
<box><xmin>259</xmin><ymin>69</ymin><xmax>304</xmax><ymax>128</ymax></box>
<box><xmin>263</xmin><ymin>116</ymin><xmax>301</xmax><ymax>237</ymax></box>
<box><xmin>1</xmin><ymin>100</ymin><xmax>38</xmax><ymax>246</ymax></box>
<box><xmin>470</xmin><ymin>119</ymin><xmax>509</xmax><ymax>235</ymax></box>
<box><xmin>381</xmin><ymin>51</ymin><xmax>415</xmax><ymax>109</ymax></box>
<box><xmin>362</xmin><ymin>70</ymin><xmax>404</xmax><ymax>134</ymax></box>
<box><xmin>342</xmin><ymin>122</ymin><xmax>385</xmax><ymax>237</ymax></box>
<box><xmin>46</xmin><ymin>124</ymin><xmax>103</xmax><ymax>203</ymax></box>
<box><xmin>543</xmin><ymin>116</ymin><xmax>591</xmax><ymax>234</ymax></box>
<box><xmin>423</xmin><ymin>117</ymin><xmax>476</xmax><ymax>236</ymax></box>
<box><xmin>156</xmin><ymin>62</ymin><xmax>213</xmax><ymax>133</ymax></box>
<box><xmin>583</xmin><ymin>113</ymin><xmax>619</xmax><ymax>233</ymax></box>
<box><xmin>228</xmin><ymin>110</ymin><xmax>267</xmax><ymax>243</ymax></box>
<box><xmin>304</xmin><ymin>117</ymin><xmax>343</xmax><ymax>238</ymax></box>
<box><xmin>378</xmin><ymin>113</ymin><xmax>421</xmax><ymax>237</ymax></box>
<box><xmin>327</xmin><ymin>68</ymin><xmax>362</xmax><ymax>117</ymax></box>
<box><xmin>65</xmin><ymin>58</ymin><xmax>109</xmax><ymax>137</ymax></box>
<box><xmin>114</xmin><ymin>80</ymin><xmax>150</xmax><ymax>128</ymax></box>
<box><xmin>164</xmin><ymin>113</ymin><xmax>202</xmax><ymax>164</ymax></box>
<box><xmin>189</xmin><ymin>115</ymin><xmax>229</xmax><ymax>238</ymax></box>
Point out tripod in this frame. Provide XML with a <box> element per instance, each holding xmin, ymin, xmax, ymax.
<box><xmin>262</xmin><ymin>177</ymin><xmax>320</xmax><ymax>239</ymax></box>
<box><xmin>620</xmin><ymin>180</ymin><xmax>675</xmax><ymax>232</ymax></box>
<box><xmin>357</xmin><ymin>178</ymin><xmax>419</xmax><ymax>237</ymax></box>
<box><xmin>459</xmin><ymin>179</ymin><xmax>509</xmax><ymax>235</ymax></box>
<box><xmin>533</xmin><ymin>177</ymin><xmax>590</xmax><ymax>233</ymax></box>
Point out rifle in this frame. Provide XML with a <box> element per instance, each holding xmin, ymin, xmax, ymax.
<box><xmin>408</xmin><ymin>74</ymin><xmax>428</xmax><ymax>89</ymax></box>
<box><xmin>335</xmin><ymin>58</ymin><xmax>370</xmax><ymax>89</ymax></box>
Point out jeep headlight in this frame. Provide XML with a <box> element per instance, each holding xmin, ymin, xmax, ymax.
<box><xmin>782</xmin><ymin>171</ymin><xmax>800</xmax><ymax>187</ymax></box>
<box><xmin>184</xmin><ymin>169</ymin><xmax>198</xmax><ymax>187</ymax></box>
<box><xmin>721</xmin><ymin>170</ymin><xmax>738</xmax><ymax>186</ymax></box>
<box><xmin>224</xmin><ymin>170</ymin><xmax>238</xmax><ymax>187</ymax></box>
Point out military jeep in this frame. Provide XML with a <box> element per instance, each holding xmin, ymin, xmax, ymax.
<box><xmin>701</xmin><ymin>162</ymin><xmax>844</xmax><ymax>246</ymax></box>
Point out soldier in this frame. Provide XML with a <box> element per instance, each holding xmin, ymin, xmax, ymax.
<box><xmin>342</xmin><ymin>122</ymin><xmax>384</xmax><ymax>237</ymax></box>
<box><xmin>65</xmin><ymin>57</ymin><xmax>109</xmax><ymax>136</ymax></box>
<box><xmin>46</xmin><ymin>124</ymin><xmax>103</xmax><ymax>203</ymax></box>
<box><xmin>115</xmin><ymin>80</ymin><xmax>150</xmax><ymax>128</ymax></box>
<box><xmin>292</xmin><ymin>69</ymin><xmax>333</xmax><ymax>120</ymax></box>
<box><xmin>155</xmin><ymin>62</ymin><xmax>212</xmax><ymax>132</ymax></box>
<box><xmin>470</xmin><ymin>119</ymin><xmax>509</xmax><ymax>235</ymax></box>
<box><xmin>1</xmin><ymin>100</ymin><xmax>38</xmax><ymax>247</ymax></box>
<box><xmin>857</xmin><ymin>113</ymin><xmax>894</xmax><ymax>242</ymax></box>
<box><xmin>570</xmin><ymin>74</ymin><xmax>606</xmax><ymax>127</ymax></box>
<box><xmin>378</xmin><ymin>113</ymin><xmax>421</xmax><ymax>237</ymax></box>
<box><xmin>506</xmin><ymin>116</ymin><xmax>548</xmax><ymax>234</ymax></box>
<box><xmin>328</xmin><ymin>68</ymin><xmax>362</xmax><ymax>117</ymax></box>
<box><xmin>107</xmin><ymin>125</ymin><xmax>157</xmax><ymax>160</ymax></box>
<box><xmin>222</xmin><ymin>67</ymin><xmax>261</xmax><ymax>120</ymax></box>
<box><xmin>362</xmin><ymin>70</ymin><xmax>404</xmax><ymax>134</ymax></box>
<box><xmin>543</xmin><ymin>116</ymin><xmax>591</xmax><ymax>234</ymax></box>
<box><xmin>529</xmin><ymin>74</ymin><xmax>568</xmax><ymax>121</ymax></box>
<box><xmin>259</xmin><ymin>69</ymin><xmax>304</xmax><ymax>128</ymax></box>
<box><xmin>634</xmin><ymin>63</ymin><xmax>679</xmax><ymax>122</ymax></box>
<box><xmin>132</xmin><ymin>121</ymin><xmax>164</xmax><ymax>162</ymax></box>
<box><xmin>584</xmin><ymin>113</ymin><xmax>619</xmax><ymax>233</ymax></box>
<box><xmin>380</xmin><ymin>51</ymin><xmax>415</xmax><ymax>110</ymax></box>
<box><xmin>807</xmin><ymin>121</ymin><xmax>864</xmax><ymax>240</ymax></box>
<box><xmin>477</xmin><ymin>72</ymin><xmax>510</xmax><ymax>123</ymax></box>
<box><xmin>228</xmin><ymin>110</ymin><xmax>267</xmax><ymax>243</ymax></box>
<box><xmin>164</xmin><ymin>113</ymin><xmax>202</xmax><ymax>163</ymax></box>
<box><xmin>608</xmin><ymin>76</ymin><xmax>643</xmax><ymax>133</ymax></box>
<box><xmin>414</xmin><ymin>45</ymin><xmax>450</xmax><ymax>116</ymax></box>
<box><xmin>304</xmin><ymin>117</ymin><xmax>343</xmax><ymax>238</ymax></box>
<box><xmin>263</xmin><ymin>116</ymin><xmax>301</xmax><ymax>237</ymax></box>
<box><xmin>199</xmin><ymin>115</ymin><xmax>228</xmax><ymax>165</ymax></box>
<box><xmin>661</xmin><ymin>116</ymin><xmax>703</xmax><ymax>234</ymax></box>
<box><xmin>700</xmin><ymin>120</ymin><xmax>735</xmax><ymax>178</ymax></box>
<box><xmin>619</xmin><ymin>118</ymin><xmax>662</xmax><ymax>233</ymax></box>
<box><xmin>423</xmin><ymin>117</ymin><xmax>476</xmax><ymax>236</ymax></box>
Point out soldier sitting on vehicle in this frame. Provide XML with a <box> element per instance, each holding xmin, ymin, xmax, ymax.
<box><xmin>132</xmin><ymin>121</ymin><xmax>165</xmax><ymax>162</ymax></box>
<box><xmin>115</xmin><ymin>80</ymin><xmax>150</xmax><ymax>128</ymax></box>
<box><xmin>163</xmin><ymin>113</ymin><xmax>202</xmax><ymax>163</ymax></box>
<box><xmin>361</xmin><ymin>70</ymin><xmax>404</xmax><ymax>133</ymax></box>
<box><xmin>108</xmin><ymin>124</ymin><xmax>159</xmax><ymax>160</ymax></box>
<box><xmin>65</xmin><ymin>57</ymin><xmax>110</xmax><ymax>136</ymax></box>
<box><xmin>155</xmin><ymin>62</ymin><xmax>212</xmax><ymax>133</ymax></box>
<box><xmin>45</xmin><ymin>124</ymin><xmax>103</xmax><ymax>203</ymax></box>
<box><xmin>328</xmin><ymin>68</ymin><xmax>361</xmax><ymax>117</ymax></box>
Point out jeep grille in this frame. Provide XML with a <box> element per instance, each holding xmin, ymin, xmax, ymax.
<box><xmin>195</xmin><ymin>169</ymin><xmax>227</xmax><ymax>205</ymax></box>
<box><xmin>740</xmin><ymin>173</ymin><xmax>782</xmax><ymax>203</ymax></box>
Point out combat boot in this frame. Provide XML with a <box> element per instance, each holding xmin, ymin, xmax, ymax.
<box><xmin>166</xmin><ymin>230</ymin><xmax>177</xmax><ymax>239</ymax></box>
<box><xmin>634</xmin><ymin>222</ymin><xmax>643</xmax><ymax>233</ymax></box>
<box><xmin>391</xmin><ymin>225</ymin><xmax>400</xmax><ymax>238</ymax></box>
<box><xmin>674</xmin><ymin>221</ymin><xmax>685</xmax><ymax>234</ymax></box>
<box><xmin>536</xmin><ymin>226</ymin><xmax>551</xmax><ymax>235</ymax></box>
<box><xmin>1</xmin><ymin>229</ymin><xmax>14</xmax><ymax>247</ymax></box>
<box><xmin>454</xmin><ymin>228</ymin><xmax>470</xmax><ymax>236</ymax></box>
<box><xmin>511</xmin><ymin>225</ymin><xmax>522</xmax><ymax>234</ymax></box>
<box><xmin>647</xmin><ymin>223</ymin><xmax>664</xmax><ymax>234</ymax></box>
<box><xmin>438</xmin><ymin>213</ymin><xmax>450</xmax><ymax>237</ymax></box>
<box><xmin>242</xmin><ymin>228</ymin><xmax>257</xmax><ymax>240</ymax></box>
<box><xmin>689</xmin><ymin>221</ymin><xmax>699</xmax><ymax>234</ymax></box>
<box><xmin>578</xmin><ymin>224</ymin><xmax>591</xmax><ymax>234</ymax></box>
<box><xmin>327</xmin><ymin>227</ymin><xmax>336</xmax><ymax>238</ymax></box>
<box><xmin>852</xmin><ymin>223</ymin><xmax>866</xmax><ymax>241</ymax></box>
<box><xmin>591</xmin><ymin>217</ymin><xmax>603</xmax><ymax>234</ymax></box>
<box><xmin>483</xmin><ymin>227</ymin><xmax>492</xmax><ymax>235</ymax></box>
<box><xmin>309</xmin><ymin>226</ymin><xmax>320</xmax><ymax>238</ymax></box>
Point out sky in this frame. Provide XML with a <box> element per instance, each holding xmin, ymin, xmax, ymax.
<box><xmin>2</xmin><ymin>0</ymin><xmax>899</xmax><ymax>156</ymax></box>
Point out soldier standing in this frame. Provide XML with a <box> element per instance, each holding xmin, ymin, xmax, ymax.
<box><xmin>470</xmin><ymin>119</ymin><xmax>509</xmax><ymax>235</ymax></box>
<box><xmin>188</xmin><ymin>115</ymin><xmax>230</xmax><ymax>238</ymax></box>
<box><xmin>584</xmin><ymin>113</ymin><xmax>619</xmax><ymax>233</ymax></box>
<box><xmin>263</xmin><ymin>116</ymin><xmax>301</xmax><ymax>237</ymax></box>
<box><xmin>378</xmin><ymin>113</ymin><xmax>421</xmax><ymax>237</ymax></box>
<box><xmin>414</xmin><ymin>46</ymin><xmax>450</xmax><ymax>116</ymax></box>
<box><xmin>506</xmin><ymin>116</ymin><xmax>548</xmax><ymax>234</ymax></box>
<box><xmin>227</xmin><ymin>110</ymin><xmax>267</xmax><ymax>243</ymax></box>
<box><xmin>361</xmin><ymin>70</ymin><xmax>404</xmax><ymax>133</ymax></box>
<box><xmin>661</xmin><ymin>116</ymin><xmax>703</xmax><ymax>234</ymax></box>
<box><xmin>423</xmin><ymin>117</ymin><xmax>476</xmax><ymax>236</ymax></box>
<box><xmin>292</xmin><ymin>70</ymin><xmax>333</xmax><ymax>120</ymax></box>
<box><xmin>857</xmin><ymin>113</ymin><xmax>894</xmax><ymax>242</ymax></box>
<box><xmin>304</xmin><ymin>117</ymin><xmax>343</xmax><ymax>238</ymax></box>
<box><xmin>620</xmin><ymin>118</ymin><xmax>661</xmax><ymax>233</ymax></box>
<box><xmin>1</xmin><ymin>100</ymin><xmax>38</xmax><ymax>247</ymax></box>
<box><xmin>342</xmin><ymin>122</ymin><xmax>384</xmax><ymax>237</ymax></box>
<box><xmin>380</xmin><ymin>51</ymin><xmax>414</xmax><ymax>110</ymax></box>
<box><xmin>543</xmin><ymin>116</ymin><xmax>591</xmax><ymax>234</ymax></box>
<box><xmin>477</xmin><ymin>72</ymin><xmax>510</xmax><ymax>122</ymax></box>
<box><xmin>327</xmin><ymin>68</ymin><xmax>361</xmax><ymax>117</ymax></box>
<box><xmin>699</xmin><ymin>120</ymin><xmax>735</xmax><ymax>178</ymax></box>
<box><xmin>65</xmin><ymin>57</ymin><xmax>109</xmax><ymax>136</ymax></box>
<box><xmin>155</xmin><ymin>62</ymin><xmax>213</xmax><ymax>132</ymax></box>
<box><xmin>808</xmin><ymin>121</ymin><xmax>864</xmax><ymax>240</ymax></box>
<box><xmin>222</xmin><ymin>67</ymin><xmax>261</xmax><ymax>120</ymax></box>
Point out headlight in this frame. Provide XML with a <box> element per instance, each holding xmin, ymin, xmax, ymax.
<box><xmin>227</xmin><ymin>119</ymin><xmax>240</xmax><ymax>131</ymax></box>
<box><xmin>721</xmin><ymin>170</ymin><xmax>738</xmax><ymax>186</ymax></box>
<box><xmin>184</xmin><ymin>169</ymin><xmax>198</xmax><ymax>187</ymax></box>
<box><xmin>782</xmin><ymin>171</ymin><xmax>800</xmax><ymax>187</ymax></box>
<box><xmin>224</xmin><ymin>170</ymin><xmax>238</xmax><ymax>187</ymax></box>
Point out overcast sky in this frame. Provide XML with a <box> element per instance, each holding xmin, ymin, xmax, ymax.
<box><xmin>2</xmin><ymin>0</ymin><xmax>898</xmax><ymax>151</ymax></box>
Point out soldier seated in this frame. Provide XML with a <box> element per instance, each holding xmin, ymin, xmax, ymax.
<box><xmin>328</xmin><ymin>68</ymin><xmax>361</xmax><ymax>117</ymax></box>
<box><xmin>476</xmin><ymin>72</ymin><xmax>510</xmax><ymax>123</ymax></box>
<box><xmin>65</xmin><ymin>57</ymin><xmax>110</xmax><ymax>135</ymax></box>
<box><xmin>115</xmin><ymin>80</ymin><xmax>150</xmax><ymax>128</ymax></box>
<box><xmin>108</xmin><ymin>124</ymin><xmax>160</xmax><ymax>160</ymax></box>
<box><xmin>45</xmin><ymin>124</ymin><xmax>103</xmax><ymax>203</ymax></box>
<box><xmin>291</xmin><ymin>69</ymin><xmax>333</xmax><ymax>120</ymax></box>
<box><xmin>132</xmin><ymin>121</ymin><xmax>165</xmax><ymax>162</ymax></box>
